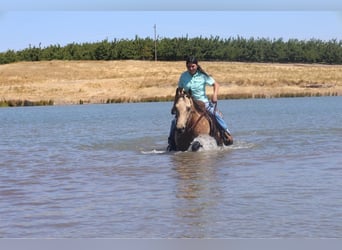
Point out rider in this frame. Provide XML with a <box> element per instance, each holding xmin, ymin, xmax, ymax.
<box><xmin>167</xmin><ymin>56</ymin><xmax>233</xmax><ymax>151</ymax></box>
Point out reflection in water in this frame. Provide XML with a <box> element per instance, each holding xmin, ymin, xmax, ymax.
<box><xmin>171</xmin><ymin>151</ymin><xmax>226</xmax><ymax>237</ymax></box>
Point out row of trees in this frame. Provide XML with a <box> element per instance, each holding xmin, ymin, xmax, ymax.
<box><xmin>1</xmin><ymin>36</ymin><xmax>342</xmax><ymax>64</ymax></box>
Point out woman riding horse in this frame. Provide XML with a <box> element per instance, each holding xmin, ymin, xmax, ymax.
<box><xmin>167</xmin><ymin>56</ymin><xmax>233</xmax><ymax>151</ymax></box>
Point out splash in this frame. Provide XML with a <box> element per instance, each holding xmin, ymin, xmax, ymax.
<box><xmin>141</xmin><ymin>134</ymin><xmax>257</xmax><ymax>154</ymax></box>
<box><xmin>189</xmin><ymin>134</ymin><xmax>222</xmax><ymax>151</ymax></box>
<box><xmin>141</xmin><ymin>149</ymin><xmax>166</xmax><ymax>154</ymax></box>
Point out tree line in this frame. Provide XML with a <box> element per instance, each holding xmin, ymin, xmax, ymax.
<box><xmin>1</xmin><ymin>36</ymin><xmax>342</xmax><ymax>64</ymax></box>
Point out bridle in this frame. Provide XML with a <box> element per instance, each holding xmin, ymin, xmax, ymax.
<box><xmin>173</xmin><ymin>90</ymin><xmax>208</xmax><ymax>133</ymax></box>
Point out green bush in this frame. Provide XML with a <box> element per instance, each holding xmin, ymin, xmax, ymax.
<box><xmin>1</xmin><ymin>36</ymin><xmax>341</xmax><ymax>65</ymax></box>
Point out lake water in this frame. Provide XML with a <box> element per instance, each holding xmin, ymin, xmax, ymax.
<box><xmin>0</xmin><ymin>96</ymin><xmax>341</xmax><ymax>238</ymax></box>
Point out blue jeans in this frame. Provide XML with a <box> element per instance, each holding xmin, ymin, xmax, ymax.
<box><xmin>205</xmin><ymin>102</ymin><xmax>231</xmax><ymax>134</ymax></box>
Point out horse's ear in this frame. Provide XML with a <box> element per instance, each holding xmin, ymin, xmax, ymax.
<box><xmin>172</xmin><ymin>87</ymin><xmax>181</xmax><ymax>115</ymax></box>
<box><xmin>176</xmin><ymin>87</ymin><xmax>184</xmax><ymax>96</ymax></box>
<box><xmin>187</xmin><ymin>89</ymin><xmax>192</xmax><ymax>97</ymax></box>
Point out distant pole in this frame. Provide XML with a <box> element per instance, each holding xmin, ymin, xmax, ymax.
<box><xmin>154</xmin><ymin>24</ymin><xmax>157</xmax><ymax>61</ymax></box>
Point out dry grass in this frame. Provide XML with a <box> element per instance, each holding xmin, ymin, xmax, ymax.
<box><xmin>0</xmin><ymin>60</ymin><xmax>341</xmax><ymax>105</ymax></box>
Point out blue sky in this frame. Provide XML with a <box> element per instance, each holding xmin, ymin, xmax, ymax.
<box><xmin>0</xmin><ymin>1</ymin><xmax>342</xmax><ymax>52</ymax></box>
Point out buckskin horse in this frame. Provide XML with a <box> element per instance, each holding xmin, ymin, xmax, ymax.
<box><xmin>171</xmin><ymin>87</ymin><xmax>231</xmax><ymax>151</ymax></box>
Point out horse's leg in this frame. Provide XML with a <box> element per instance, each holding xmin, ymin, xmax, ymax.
<box><xmin>167</xmin><ymin>119</ymin><xmax>177</xmax><ymax>151</ymax></box>
<box><xmin>175</xmin><ymin>131</ymin><xmax>194</xmax><ymax>151</ymax></box>
<box><xmin>191</xmin><ymin>141</ymin><xmax>202</xmax><ymax>151</ymax></box>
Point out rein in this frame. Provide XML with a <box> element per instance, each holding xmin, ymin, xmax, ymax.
<box><xmin>188</xmin><ymin>98</ymin><xmax>221</xmax><ymax>143</ymax></box>
<box><xmin>173</xmin><ymin>88</ymin><xmax>213</xmax><ymax>134</ymax></box>
<box><xmin>186</xmin><ymin>99</ymin><xmax>207</xmax><ymax>132</ymax></box>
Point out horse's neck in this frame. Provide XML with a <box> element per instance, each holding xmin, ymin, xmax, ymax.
<box><xmin>188</xmin><ymin>105</ymin><xmax>206</xmax><ymax>128</ymax></box>
<box><xmin>192</xmin><ymin>99</ymin><xmax>206</xmax><ymax>112</ymax></box>
<box><xmin>190</xmin><ymin>107</ymin><xmax>202</xmax><ymax>120</ymax></box>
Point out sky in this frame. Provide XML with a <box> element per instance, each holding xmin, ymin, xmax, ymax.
<box><xmin>0</xmin><ymin>0</ymin><xmax>342</xmax><ymax>52</ymax></box>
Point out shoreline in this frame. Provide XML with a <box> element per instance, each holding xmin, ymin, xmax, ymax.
<box><xmin>1</xmin><ymin>60</ymin><xmax>341</xmax><ymax>106</ymax></box>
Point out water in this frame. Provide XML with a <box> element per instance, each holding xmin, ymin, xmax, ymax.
<box><xmin>0</xmin><ymin>97</ymin><xmax>341</xmax><ymax>238</ymax></box>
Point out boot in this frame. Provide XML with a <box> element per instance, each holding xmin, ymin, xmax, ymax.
<box><xmin>223</xmin><ymin>130</ymin><xmax>233</xmax><ymax>146</ymax></box>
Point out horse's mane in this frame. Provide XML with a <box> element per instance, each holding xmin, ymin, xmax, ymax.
<box><xmin>173</xmin><ymin>87</ymin><xmax>208</xmax><ymax>115</ymax></box>
<box><xmin>172</xmin><ymin>87</ymin><xmax>206</xmax><ymax>113</ymax></box>
<box><xmin>191</xmin><ymin>98</ymin><xmax>206</xmax><ymax>114</ymax></box>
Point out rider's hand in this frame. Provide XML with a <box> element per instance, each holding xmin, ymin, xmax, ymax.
<box><xmin>211</xmin><ymin>95</ymin><xmax>218</xmax><ymax>103</ymax></box>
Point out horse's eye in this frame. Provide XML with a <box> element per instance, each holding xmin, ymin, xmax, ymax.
<box><xmin>186</xmin><ymin>107</ymin><xmax>191</xmax><ymax>112</ymax></box>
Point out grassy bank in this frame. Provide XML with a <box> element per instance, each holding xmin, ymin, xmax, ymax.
<box><xmin>1</xmin><ymin>60</ymin><xmax>341</xmax><ymax>105</ymax></box>
<box><xmin>0</xmin><ymin>99</ymin><xmax>54</xmax><ymax>107</ymax></box>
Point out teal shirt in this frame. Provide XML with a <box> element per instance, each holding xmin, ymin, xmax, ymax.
<box><xmin>178</xmin><ymin>70</ymin><xmax>215</xmax><ymax>103</ymax></box>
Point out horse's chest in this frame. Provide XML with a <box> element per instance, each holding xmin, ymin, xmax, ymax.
<box><xmin>175</xmin><ymin>131</ymin><xmax>194</xmax><ymax>151</ymax></box>
<box><xmin>192</xmin><ymin>117</ymin><xmax>210</xmax><ymax>135</ymax></box>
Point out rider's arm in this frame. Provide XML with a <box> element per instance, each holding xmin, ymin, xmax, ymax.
<box><xmin>212</xmin><ymin>81</ymin><xmax>219</xmax><ymax>103</ymax></box>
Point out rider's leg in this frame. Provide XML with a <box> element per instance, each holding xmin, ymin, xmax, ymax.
<box><xmin>167</xmin><ymin>118</ymin><xmax>177</xmax><ymax>151</ymax></box>
<box><xmin>205</xmin><ymin>102</ymin><xmax>233</xmax><ymax>145</ymax></box>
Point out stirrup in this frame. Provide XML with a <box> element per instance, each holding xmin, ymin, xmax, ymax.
<box><xmin>223</xmin><ymin>131</ymin><xmax>233</xmax><ymax>146</ymax></box>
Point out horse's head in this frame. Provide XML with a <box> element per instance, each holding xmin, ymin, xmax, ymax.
<box><xmin>172</xmin><ymin>87</ymin><xmax>193</xmax><ymax>133</ymax></box>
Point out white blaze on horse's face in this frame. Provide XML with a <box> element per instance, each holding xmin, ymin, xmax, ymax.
<box><xmin>175</xmin><ymin>96</ymin><xmax>192</xmax><ymax>132</ymax></box>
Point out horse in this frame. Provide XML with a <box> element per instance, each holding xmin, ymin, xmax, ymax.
<box><xmin>171</xmin><ymin>87</ymin><xmax>225</xmax><ymax>151</ymax></box>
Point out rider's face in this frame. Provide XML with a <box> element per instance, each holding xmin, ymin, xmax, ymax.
<box><xmin>186</xmin><ymin>63</ymin><xmax>198</xmax><ymax>75</ymax></box>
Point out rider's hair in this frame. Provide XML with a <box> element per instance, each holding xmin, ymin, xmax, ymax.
<box><xmin>186</xmin><ymin>56</ymin><xmax>209</xmax><ymax>76</ymax></box>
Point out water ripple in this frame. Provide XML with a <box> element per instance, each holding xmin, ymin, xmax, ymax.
<box><xmin>0</xmin><ymin>97</ymin><xmax>341</xmax><ymax>238</ymax></box>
